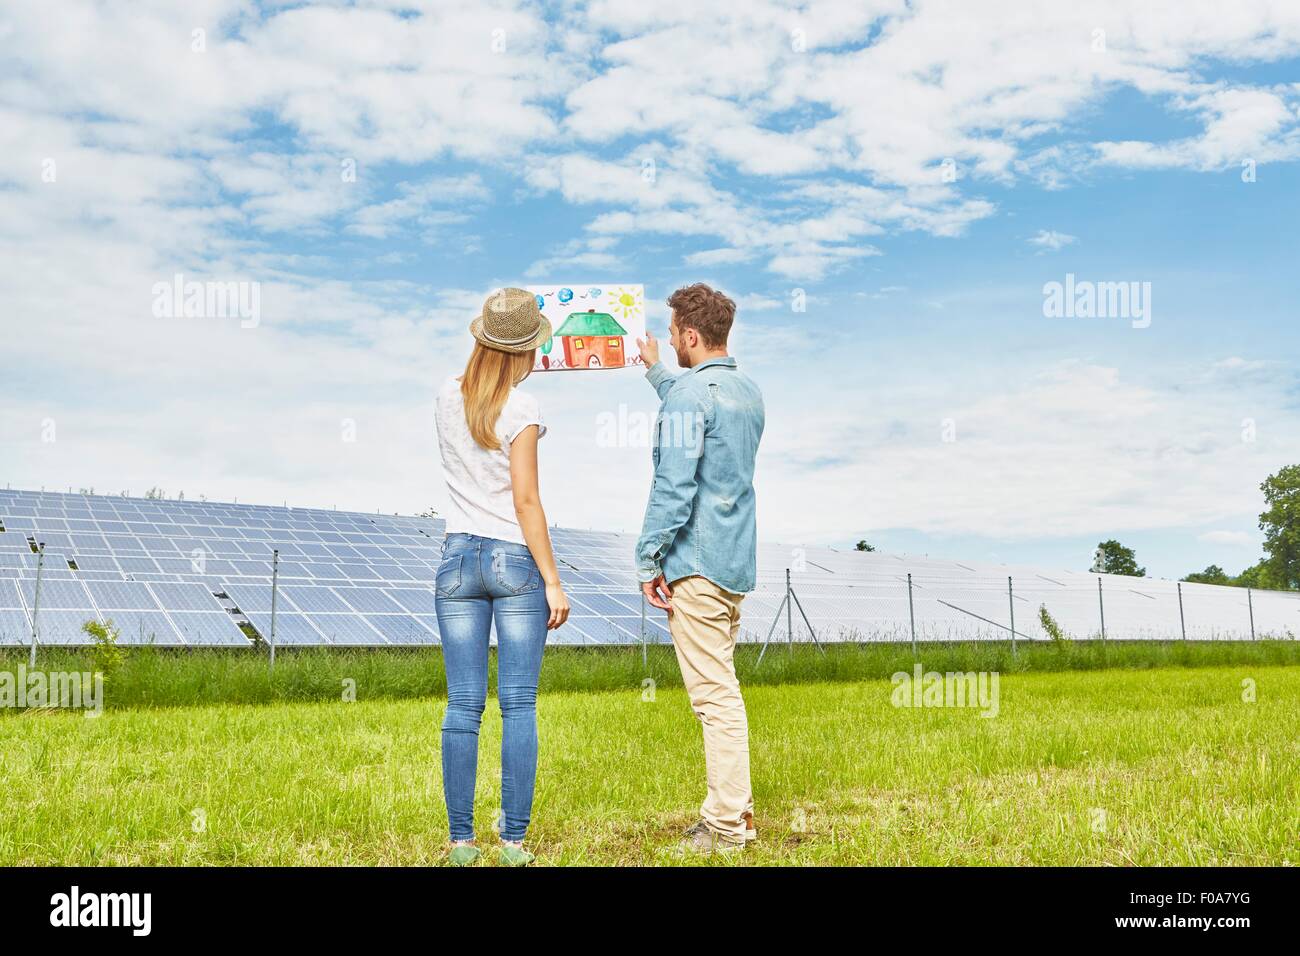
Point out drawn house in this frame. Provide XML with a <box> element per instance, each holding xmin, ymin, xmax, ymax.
<box><xmin>552</xmin><ymin>309</ymin><xmax>628</xmax><ymax>369</ymax></box>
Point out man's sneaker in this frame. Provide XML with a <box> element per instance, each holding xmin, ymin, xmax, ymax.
<box><xmin>742</xmin><ymin>811</ymin><xmax>757</xmax><ymax>842</ymax></box>
<box><xmin>680</xmin><ymin>820</ymin><xmax>744</xmax><ymax>856</ymax></box>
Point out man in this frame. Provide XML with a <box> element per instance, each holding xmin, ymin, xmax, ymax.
<box><xmin>634</xmin><ymin>282</ymin><xmax>765</xmax><ymax>855</ymax></box>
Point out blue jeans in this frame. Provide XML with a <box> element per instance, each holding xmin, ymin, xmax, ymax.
<box><xmin>435</xmin><ymin>533</ymin><xmax>548</xmax><ymax>843</ymax></box>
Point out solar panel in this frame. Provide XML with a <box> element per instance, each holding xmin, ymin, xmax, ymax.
<box><xmin>30</xmin><ymin>608</ymin><xmax>101</xmax><ymax>644</ymax></box>
<box><xmin>335</xmin><ymin>587</ymin><xmax>406</xmax><ymax>613</ymax></box>
<box><xmin>167</xmin><ymin>612</ymin><xmax>250</xmax><ymax>646</ymax></box>
<box><xmin>0</xmin><ymin>603</ymin><xmax>30</xmax><ymax>644</ymax></box>
<box><xmin>385</xmin><ymin>588</ymin><xmax>438</xmax><ymax>614</ymax></box>
<box><xmin>98</xmin><ymin>610</ymin><xmax>182</xmax><ymax>646</ymax></box>
<box><xmin>19</xmin><ymin>578</ymin><xmax>95</xmax><ymax>610</ymax></box>
<box><xmin>221</xmin><ymin>582</ymin><xmax>273</xmax><ymax>614</ymax></box>
<box><xmin>300</xmin><ymin>614</ymin><xmax>386</xmax><ymax>646</ymax></box>
<box><xmin>362</xmin><ymin>614</ymin><xmax>439</xmax><ymax>645</ymax></box>
<box><xmin>150</xmin><ymin>581</ymin><xmax>227</xmax><ymax>612</ymax></box>
<box><xmin>84</xmin><ymin>580</ymin><xmax>159</xmax><ymax>610</ymax></box>
<box><xmin>281</xmin><ymin>586</ymin><xmax>351</xmax><ymax>613</ymax></box>
<box><xmin>243</xmin><ymin>612</ymin><xmax>322</xmax><ymax>645</ymax></box>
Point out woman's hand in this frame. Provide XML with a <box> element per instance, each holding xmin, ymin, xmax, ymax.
<box><xmin>545</xmin><ymin>581</ymin><xmax>570</xmax><ymax>630</ymax></box>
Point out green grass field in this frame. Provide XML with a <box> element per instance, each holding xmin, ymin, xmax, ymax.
<box><xmin>5</xmin><ymin>638</ymin><xmax>1299</xmax><ymax>709</ymax></box>
<box><xmin>2</xmin><ymin>655</ymin><xmax>1296</xmax><ymax>865</ymax></box>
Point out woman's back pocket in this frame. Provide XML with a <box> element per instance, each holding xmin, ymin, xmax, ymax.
<box><xmin>494</xmin><ymin>552</ymin><xmax>540</xmax><ymax>594</ymax></box>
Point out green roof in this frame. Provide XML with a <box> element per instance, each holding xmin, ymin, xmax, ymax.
<box><xmin>554</xmin><ymin>310</ymin><xmax>627</xmax><ymax>336</ymax></box>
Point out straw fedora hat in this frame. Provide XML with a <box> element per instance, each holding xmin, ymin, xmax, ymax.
<box><xmin>469</xmin><ymin>287</ymin><xmax>552</xmax><ymax>353</ymax></box>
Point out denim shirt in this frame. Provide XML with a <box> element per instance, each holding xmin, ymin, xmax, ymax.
<box><xmin>634</xmin><ymin>356</ymin><xmax>765</xmax><ymax>594</ymax></box>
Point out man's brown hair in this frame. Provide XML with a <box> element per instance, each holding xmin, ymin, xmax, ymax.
<box><xmin>667</xmin><ymin>283</ymin><xmax>736</xmax><ymax>350</ymax></box>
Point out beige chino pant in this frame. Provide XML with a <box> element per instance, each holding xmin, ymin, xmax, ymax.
<box><xmin>667</xmin><ymin>575</ymin><xmax>754</xmax><ymax>841</ymax></box>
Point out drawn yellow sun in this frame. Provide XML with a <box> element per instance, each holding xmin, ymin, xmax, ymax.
<box><xmin>607</xmin><ymin>286</ymin><xmax>643</xmax><ymax>321</ymax></box>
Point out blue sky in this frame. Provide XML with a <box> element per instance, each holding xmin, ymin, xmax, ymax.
<box><xmin>2</xmin><ymin>0</ymin><xmax>1298</xmax><ymax>581</ymax></box>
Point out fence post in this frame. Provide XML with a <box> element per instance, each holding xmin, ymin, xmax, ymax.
<box><xmin>1097</xmin><ymin>576</ymin><xmax>1106</xmax><ymax>643</ymax></box>
<box><xmin>1177</xmin><ymin>581</ymin><xmax>1186</xmax><ymax>641</ymax></box>
<box><xmin>640</xmin><ymin>591</ymin><xmax>647</xmax><ymax>669</ymax></box>
<box><xmin>1247</xmin><ymin>588</ymin><xmax>1255</xmax><ymax>641</ymax></box>
<box><xmin>1008</xmin><ymin>576</ymin><xmax>1016</xmax><ymax>658</ymax></box>
<box><xmin>786</xmin><ymin>568</ymin><xmax>793</xmax><ymax>655</ymax></box>
<box><xmin>907</xmin><ymin>572</ymin><xmax>917</xmax><ymax>658</ymax></box>
<box><xmin>269</xmin><ymin>548</ymin><xmax>279</xmax><ymax>672</ymax></box>
<box><xmin>29</xmin><ymin>543</ymin><xmax>45</xmax><ymax>670</ymax></box>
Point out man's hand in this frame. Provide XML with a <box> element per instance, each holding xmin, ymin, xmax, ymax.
<box><xmin>641</xmin><ymin>574</ymin><xmax>673</xmax><ymax>614</ymax></box>
<box><xmin>636</xmin><ymin>332</ymin><xmax>660</xmax><ymax>367</ymax></box>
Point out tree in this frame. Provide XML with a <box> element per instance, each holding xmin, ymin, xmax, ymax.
<box><xmin>1093</xmin><ymin>539</ymin><xmax>1145</xmax><ymax>577</ymax></box>
<box><xmin>1259</xmin><ymin>465</ymin><xmax>1300</xmax><ymax>590</ymax></box>
<box><xmin>855</xmin><ymin>540</ymin><xmax>875</xmax><ymax>552</ymax></box>
<box><xmin>1235</xmin><ymin>558</ymin><xmax>1284</xmax><ymax>590</ymax></box>
<box><xmin>1183</xmin><ymin>565</ymin><xmax>1231</xmax><ymax>586</ymax></box>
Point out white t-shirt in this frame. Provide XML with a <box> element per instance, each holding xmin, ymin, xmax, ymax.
<box><xmin>435</xmin><ymin>376</ymin><xmax>546</xmax><ymax>545</ymax></box>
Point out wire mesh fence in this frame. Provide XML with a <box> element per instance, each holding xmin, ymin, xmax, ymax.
<box><xmin>731</xmin><ymin>567</ymin><xmax>1300</xmax><ymax>651</ymax></box>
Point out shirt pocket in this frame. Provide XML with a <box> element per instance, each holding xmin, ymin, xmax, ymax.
<box><xmin>495</xmin><ymin>552</ymin><xmax>541</xmax><ymax>594</ymax></box>
<box><xmin>435</xmin><ymin>553</ymin><xmax>465</xmax><ymax>597</ymax></box>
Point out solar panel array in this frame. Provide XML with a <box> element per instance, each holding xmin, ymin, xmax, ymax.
<box><xmin>0</xmin><ymin>488</ymin><xmax>662</xmax><ymax>647</ymax></box>
<box><xmin>1</xmin><ymin>488</ymin><xmax>1296</xmax><ymax>647</ymax></box>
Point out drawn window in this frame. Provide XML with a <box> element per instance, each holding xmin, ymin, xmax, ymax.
<box><xmin>608</xmin><ymin>339</ymin><xmax>620</xmax><ymax>347</ymax></box>
<box><xmin>573</xmin><ymin>338</ymin><xmax>584</xmax><ymax>349</ymax></box>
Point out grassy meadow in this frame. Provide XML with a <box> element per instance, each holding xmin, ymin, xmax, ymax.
<box><xmin>2</xmin><ymin>638</ymin><xmax>1298</xmax><ymax>709</ymax></box>
<box><xmin>1</xmin><ymin>651</ymin><xmax>1296</xmax><ymax>866</ymax></box>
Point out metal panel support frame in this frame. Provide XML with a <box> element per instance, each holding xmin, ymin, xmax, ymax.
<box><xmin>907</xmin><ymin>572</ymin><xmax>917</xmax><ymax>657</ymax></box>
<box><xmin>1097</xmin><ymin>576</ymin><xmax>1106</xmax><ymax>643</ymax></box>
<box><xmin>268</xmin><ymin>549</ymin><xmax>279</xmax><ymax>672</ymax></box>
<box><xmin>1177</xmin><ymin>581</ymin><xmax>1187</xmax><ymax>641</ymax></box>
<box><xmin>1008</xmin><ymin>576</ymin><xmax>1017</xmax><ymax>658</ymax></box>
<box><xmin>29</xmin><ymin>543</ymin><xmax>45</xmax><ymax>670</ymax></box>
<box><xmin>758</xmin><ymin>568</ymin><xmax>826</xmax><ymax>665</ymax></box>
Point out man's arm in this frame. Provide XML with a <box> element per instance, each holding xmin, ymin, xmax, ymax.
<box><xmin>634</xmin><ymin>386</ymin><xmax>706</xmax><ymax>593</ymax></box>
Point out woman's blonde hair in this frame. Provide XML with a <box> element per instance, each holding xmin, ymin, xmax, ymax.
<box><xmin>461</xmin><ymin>343</ymin><xmax>536</xmax><ymax>450</ymax></box>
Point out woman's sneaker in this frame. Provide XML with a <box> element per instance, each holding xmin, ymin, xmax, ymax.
<box><xmin>499</xmin><ymin>842</ymin><xmax>535</xmax><ymax>867</ymax></box>
<box><xmin>448</xmin><ymin>842</ymin><xmax>481</xmax><ymax>867</ymax></box>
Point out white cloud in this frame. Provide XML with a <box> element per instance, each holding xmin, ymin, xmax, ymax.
<box><xmin>1028</xmin><ymin>229</ymin><xmax>1078</xmax><ymax>251</ymax></box>
<box><xmin>734</xmin><ymin>293</ymin><xmax>784</xmax><ymax>312</ymax></box>
<box><xmin>752</xmin><ymin>355</ymin><xmax>1300</xmax><ymax>542</ymax></box>
<box><xmin>347</xmin><ymin>175</ymin><xmax>490</xmax><ymax>239</ymax></box>
<box><xmin>1198</xmin><ymin>531</ymin><xmax>1258</xmax><ymax>548</ymax></box>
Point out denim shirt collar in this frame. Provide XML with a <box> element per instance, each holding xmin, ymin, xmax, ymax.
<box><xmin>686</xmin><ymin>356</ymin><xmax>737</xmax><ymax>375</ymax></box>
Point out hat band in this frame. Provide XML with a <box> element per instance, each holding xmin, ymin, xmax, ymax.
<box><xmin>481</xmin><ymin>320</ymin><xmax>543</xmax><ymax>346</ymax></box>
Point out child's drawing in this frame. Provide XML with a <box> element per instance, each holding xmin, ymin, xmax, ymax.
<box><xmin>527</xmin><ymin>284</ymin><xmax>646</xmax><ymax>372</ymax></box>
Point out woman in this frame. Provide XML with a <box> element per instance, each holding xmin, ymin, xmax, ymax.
<box><xmin>433</xmin><ymin>287</ymin><xmax>570</xmax><ymax>867</ymax></box>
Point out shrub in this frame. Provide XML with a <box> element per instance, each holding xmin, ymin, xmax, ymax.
<box><xmin>1038</xmin><ymin>605</ymin><xmax>1072</xmax><ymax>645</ymax></box>
<box><xmin>81</xmin><ymin>619</ymin><xmax>126</xmax><ymax>678</ymax></box>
